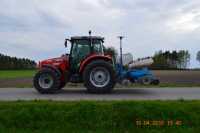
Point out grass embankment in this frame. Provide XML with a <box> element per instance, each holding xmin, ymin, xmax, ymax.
<box><xmin>0</xmin><ymin>100</ymin><xmax>199</xmax><ymax>133</ymax></box>
<box><xmin>0</xmin><ymin>70</ymin><xmax>36</xmax><ymax>79</ymax></box>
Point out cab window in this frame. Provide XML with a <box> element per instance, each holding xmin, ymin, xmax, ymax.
<box><xmin>93</xmin><ymin>40</ymin><xmax>103</xmax><ymax>54</ymax></box>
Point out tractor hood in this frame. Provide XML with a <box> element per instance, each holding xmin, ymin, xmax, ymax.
<box><xmin>38</xmin><ymin>55</ymin><xmax>69</xmax><ymax>70</ymax></box>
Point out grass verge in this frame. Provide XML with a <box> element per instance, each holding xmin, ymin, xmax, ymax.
<box><xmin>0</xmin><ymin>70</ymin><xmax>36</xmax><ymax>79</ymax></box>
<box><xmin>0</xmin><ymin>100</ymin><xmax>199</xmax><ymax>133</ymax></box>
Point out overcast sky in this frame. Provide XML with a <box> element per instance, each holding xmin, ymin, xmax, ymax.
<box><xmin>0</xmin><ymin>0</ymin><xmax>200</xmax><ymax>68</ymax></box>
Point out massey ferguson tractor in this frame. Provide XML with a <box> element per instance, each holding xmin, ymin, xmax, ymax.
<box><xmin>34</xmin><ymin>31</ymin><xmax>116</xmax><ymax>94</ymax></box>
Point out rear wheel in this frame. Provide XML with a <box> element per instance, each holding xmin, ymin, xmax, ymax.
<box><xmin>33</xmin><ymin>68</ymin><xmax>61</xmax><ymax>94</ymax></box>
<box><xmin>83</xmin><ymin>60</ymin><xmax>116</xmax><ymax>93</ymax></box>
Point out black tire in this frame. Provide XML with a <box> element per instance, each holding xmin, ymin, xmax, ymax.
<box><xmin>33</xmin><ymin>68</ymin><xmax>61</xmax><ymax>94</ymax></box>
<box><xmin>138</xmin><ymin>75</ymin><xmax>152</xmax><ymax>85</ymax></box>
<box><xmin>151</xmin><ymin>79</ymin><xmax>160</xmax><ymax>85</ymax></box>
<box><xmin>83</xmin><ymin>60</ymin><xmax>116</xmax><ymax>94</ymax></box>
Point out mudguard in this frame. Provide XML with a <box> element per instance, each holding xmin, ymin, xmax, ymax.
<box><xmin>79</xmin><ymin>54</ymin><xmax>112</xmax><ymax>73</ymax></box>
<box><xmin>40</xmin><ymin>64</ymin><xmax>62</xmax><ymax>77</ymax></box>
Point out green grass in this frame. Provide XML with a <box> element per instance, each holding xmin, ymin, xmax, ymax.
<box><xmin>0</xmin><ymin>70</ymin><xmax>36</xmax><ymax>79</ymax></box>
<box><xmin>0</xmin><ymin>100</ymin><xmax>199</xmax><ymax>133</ymax></box>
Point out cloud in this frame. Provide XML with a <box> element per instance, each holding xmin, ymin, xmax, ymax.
<box><xmin>0</xmin><ymin>0</ymin><xmax>200</xmax><ymax>68</ymax></box>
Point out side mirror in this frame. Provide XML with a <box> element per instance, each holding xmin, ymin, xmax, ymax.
<box><xmin>64</xmin><ymin>39</ymin><xmax>67</xmax><ymax>47</ymax></box>
<box><xmin>64</xmin><ymin>39</ymin><xmax>70</xmax><ymax>47</ymax></box>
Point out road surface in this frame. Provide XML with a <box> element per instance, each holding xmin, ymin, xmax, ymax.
<box><xmin>0</xmin><ymin>87</ymin><xmax>200</xmax><ymax>101</ymax></box>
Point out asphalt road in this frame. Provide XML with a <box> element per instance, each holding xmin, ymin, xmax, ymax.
<box><xmin>0</xmin><ymin>87</ymin><xmax>200</xmax><ymax>101</ymax></box>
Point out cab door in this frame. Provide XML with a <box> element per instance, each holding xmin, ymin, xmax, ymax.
<box><xmin>70</xmin><ymin>40</ymin><xmax>91</xmax><ymax>72</ymax></box>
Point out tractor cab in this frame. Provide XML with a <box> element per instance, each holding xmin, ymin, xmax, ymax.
<box><xmin>65</xmin><ymin>36</ymin><xmax>105</xmax><ymax>72</ymax></box>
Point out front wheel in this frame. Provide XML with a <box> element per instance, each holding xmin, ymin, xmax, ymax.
<box><xmin>33</xmin><ymin>68</ymin><xmax>61</xmax><ymax>94</ymax></box>
<box><xmin>83</xmin><ymin>60</ymin><xmax>116</xmax><ymax>94</ymax></box>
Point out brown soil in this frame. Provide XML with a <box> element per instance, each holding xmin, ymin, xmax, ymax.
<box><xmin>153</xmin><ymin>70</ymin><xmax>200</xmax><ymax>84</ymax></box>
<box><xmin>0</xmin><ymin>77</ymin><xmax>33</xmax><ymax>88</ymax></box>
<box><xmin>0</xmin><ymin>70</ymin><xmax>199</xmax><ymax>87</ymax></box>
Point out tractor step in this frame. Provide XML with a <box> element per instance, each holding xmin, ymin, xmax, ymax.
<box><xmin>70</xmin><ymin>74</ymin><xmax>81</xmax><ymax>83</ymax></box>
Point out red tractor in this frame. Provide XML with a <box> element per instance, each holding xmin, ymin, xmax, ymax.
<box><xmin>33</xmin><ymin>32</ymin><xmax>116</xmax><ymax>94</ymax></box>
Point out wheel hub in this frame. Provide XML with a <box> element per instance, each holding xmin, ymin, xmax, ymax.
<box><xmin>90</xmin><ymin>67</ymin><xmax>110</xmax><ymax>88</ymax></box>
<box><xmin>94</xmin><ymin>71</ymin><xmax>106</xmax><ymax>82</ymax></box>
<box><xmin>38</xmin><ymin>74</ymin><xmax>53</xmax><ymax>89</ymax></box>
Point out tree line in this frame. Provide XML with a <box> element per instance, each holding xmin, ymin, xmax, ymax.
<box><xmin>197</xmin><ymin>51</ymin><xmax>200</xmax><ymax>65</ymax></box>
<box><xmin>0</xmin><ymin>53</ymin><xmax>36</xmax><ymax>70</ymax></box>
<box><xmin>105</xmin><ymin>47</ymin><xmax>192</xmax><ymax>70</ymax></box>
<box><xmin>150</xmin><ymin>50</ymin><xmax>190</xmax><ymax>70</ymax></box>
<box><xmin>0</xmin><ymin>49</ymin><xmax>198</xmax><ymax>70</ymax></box>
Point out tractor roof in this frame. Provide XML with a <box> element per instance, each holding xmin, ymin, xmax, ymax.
<box><xmin>71</xmin><ymin>36</ymin><xmax>104</xmax><ymax>40</ymax></box>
